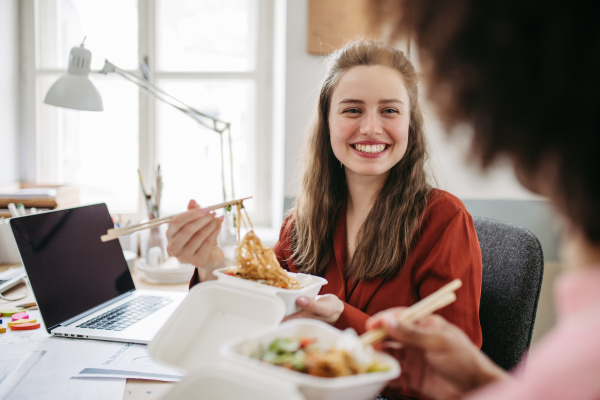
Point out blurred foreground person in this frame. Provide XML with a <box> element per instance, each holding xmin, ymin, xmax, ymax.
<box><xmin>367</xmin><ymin>1</ymin><xmax>600</xmax><ymax>399</ymax></box>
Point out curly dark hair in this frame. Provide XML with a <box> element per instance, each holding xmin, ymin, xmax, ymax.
<box><xmin>372</xmin><ymin>0</ymin><xmax>600</xmax><ymax>243</ymax></box>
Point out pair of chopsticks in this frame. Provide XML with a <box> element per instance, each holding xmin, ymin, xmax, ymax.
<box><xmin>101</xmin><ymin>197</ymin><xmax>252</xmax><ymax>242</ymax></box>
<box><xmin>360</xmin><ymin>279</ymin><xmax>462</xmax><ymax>346</ymax></box>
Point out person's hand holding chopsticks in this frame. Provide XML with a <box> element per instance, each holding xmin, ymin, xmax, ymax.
<box><xmin>166</xmin><ymin>199</ymin><xmax>225</xmax><ymax>282</ymax></box>
<box><xmin>365</xmin><ymin>309</ymin><xmax>508</xmax><ymax>400</ymax></box>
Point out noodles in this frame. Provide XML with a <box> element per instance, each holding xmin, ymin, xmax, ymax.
<box><xmin>225</xmin><ymin>201</ymin><xmax>301</xmax><ymax>289</ymax></box>
<box><xmin>255</xmin><ymin>338</ymin><xmax>389</xmax><ymax>377</ymax></box>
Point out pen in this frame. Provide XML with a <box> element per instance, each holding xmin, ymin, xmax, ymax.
<box><xmin>16</xmin><ymin>302</ymin><xmax>37</xmax><ymax>309</ymax></box>
<box><xmin>7</xmin><ymin>203</ymin><xmax>19</xmax><ymax>218</ymax></box>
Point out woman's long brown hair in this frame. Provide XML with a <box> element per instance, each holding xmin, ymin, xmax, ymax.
<box><xmin>291</xmin><ymin>40</ymin><xmax>431</xmax><ymax>281</ymax></box>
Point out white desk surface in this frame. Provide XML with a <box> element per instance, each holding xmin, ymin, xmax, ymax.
<box><xmin>0</xmin><ymin>262</ymin><xmax>188</xmax><ymax>400</ymax></box>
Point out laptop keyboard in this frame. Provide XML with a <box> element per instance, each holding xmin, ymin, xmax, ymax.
<box><xmin>76</xmin><ymin>296</ymin><xmax>173</xmax><ymax>331</ymax></box>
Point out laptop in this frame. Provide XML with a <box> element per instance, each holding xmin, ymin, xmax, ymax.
<box><xmin>9</xmin><ymin>204</ymin><xmax>186</xmax><ymax>344</ymax></box>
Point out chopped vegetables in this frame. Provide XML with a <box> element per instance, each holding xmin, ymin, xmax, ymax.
<box><xmin>255</xmin><ymin>337</ymin><xmax>389</xmax><ymax>378</ymax></box>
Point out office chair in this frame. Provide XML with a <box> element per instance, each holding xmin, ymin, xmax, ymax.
<box><xmin>473</xmin><ymin>216</ymin><xmax>545</xmax><ymax>371</ymax></box>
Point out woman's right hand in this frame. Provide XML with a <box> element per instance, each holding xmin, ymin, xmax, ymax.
<box><xmin>366</xmin><ymin>309</ymin><xmax>508</xmax><ymax>400</ymax></box>
<box><xmin>166</xmin><ymin>199</ymin><xmax>225</xmax><ymax>281</ymax></box>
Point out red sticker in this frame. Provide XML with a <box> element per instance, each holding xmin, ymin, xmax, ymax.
<box><xmin>11</xmin><ymin>323</ymin><xmax>41</xmax><ymax>331</ymax></box>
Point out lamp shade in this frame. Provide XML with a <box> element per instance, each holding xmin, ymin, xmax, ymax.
<box><xmin>44</xmin><ymin>43</ymin><xmax>104</xmax><ymax>111</ymax></box>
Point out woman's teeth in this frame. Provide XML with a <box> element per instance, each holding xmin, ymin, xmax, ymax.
<box><xmin>353</xmin><ymin>144</ymin><xmax>387</xmax><ymax>154</ymax></box>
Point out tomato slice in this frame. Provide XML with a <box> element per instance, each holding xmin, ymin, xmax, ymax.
<box><xmin>300</xmin><ymin>338</ymin><xmax>317</xmax><ymax>348</ymax></box>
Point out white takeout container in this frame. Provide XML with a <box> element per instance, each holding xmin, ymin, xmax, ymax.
<box><xmin>160</xmin><ymin>364</ymin><xmax>305</xmax><ymax>400</ymax></box>
<box><xmin>149</xmin><ymin>283</ymin><xmax>399</xmax><ymax>400</ymax></box>
<box><xmin>213</xmin><ymin>267</ymin><xmax>328</xmax><ymax>316</ymax></box>
<box><xmin>221</xmin><ymin>319</ymin><xmax>401</xmax><ymax>400</ymax></box>
<box><xmin>149</xmin><ymin>281</ymin><xmax>286</xmax><ymax>373</ymax></box>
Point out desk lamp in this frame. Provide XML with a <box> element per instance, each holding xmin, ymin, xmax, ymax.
<box><xmin>44</xmin><ymin>40</ymin><xmax>235</xmax><ymax>202</ymax></box>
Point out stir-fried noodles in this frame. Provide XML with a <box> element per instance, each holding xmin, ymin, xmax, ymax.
<box><xmin>225</xmin><ymin>202</ymin><xmax>300</xmax><ymax>289</ymax></box>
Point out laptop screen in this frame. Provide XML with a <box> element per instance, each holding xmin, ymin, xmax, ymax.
<box><xmin>10</xmin><ymin>204</ymin><xmax>135</xmax><ymax>331</ymax></box>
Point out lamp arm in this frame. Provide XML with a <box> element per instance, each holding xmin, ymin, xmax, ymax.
<box><xmin>100</xmin><ymin>59</ymin><xmax>235</xmax><ymax>201</ymax></box>
<box><xmin>100</xmin><ymin>60</ymin><xmax>229</xmax><ymax>133</ymax></box>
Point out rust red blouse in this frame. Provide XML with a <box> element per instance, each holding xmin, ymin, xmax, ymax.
<box><xmin>273</xmin><ymin>189</ymin><xmax>482</xmax><ymax>344</ymax></box>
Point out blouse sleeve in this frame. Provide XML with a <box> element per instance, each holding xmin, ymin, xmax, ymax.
<box><xmin>334</xmin><ymin>302</ymin><xmax>371</xmax><ymax>335</ymax></box>
<box><xmin>415</xmin><ymin>208</ymin><xmax>483</xmax><ymax>347</ymax></box>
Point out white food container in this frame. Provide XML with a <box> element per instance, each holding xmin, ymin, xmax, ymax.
<box><xmin>221</xmin><ymin>319</ymin><xmax>401</xmax><ymax>400</ymax></box>
<box><xmin>149</xmin><ymin>282</ymin><xmax>399</xmax><ymax>400</ymax></box>
<box><xmin>213</xmin><ymin>267</ymin><xmax>328</xmax><ymax>316</ymax></box>
<box><xmin>160</xmin><ymin>364</ymin><xmax>304</xmax><ymax>400</ymax></box>
<box><xmin>149</xmin><ymin>281</ymin><xmax>286</xmax><ymax>373</ymax></box>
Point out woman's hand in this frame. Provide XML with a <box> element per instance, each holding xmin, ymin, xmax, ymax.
<box><xmin>166</xmin><ymin>199</ymin><xmax>225</xmax><ymax>282</ymax></box>
<box><xmin>283</xmin><ymin>294</ymin><xmax>344</xmax><ymax>325</ymax></box>
<box><xmin>366</xmin><ymin>308</ymin><xmax>508</xmax><ymax>400</ymax></box>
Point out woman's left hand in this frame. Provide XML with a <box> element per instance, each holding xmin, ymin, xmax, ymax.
<box><xmin>283</xmin><ymin>294</ymin><xmax>344</xmax><ymax>325</ymax></box>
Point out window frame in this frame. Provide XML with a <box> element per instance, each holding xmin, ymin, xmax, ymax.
<box><xmin>20</xmin><ymin>0</ymin><xmax>278</xmax><ymax>228</ymax></box>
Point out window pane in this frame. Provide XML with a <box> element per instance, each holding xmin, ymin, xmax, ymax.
<box><xmin>156</xmin><ymin>0</ymin><xmax>256</xmax><ymax>72</ymax></box>
<box><xmin>38</xmin><ymin>75</ymin><xmax>139</xmax><ymax>212</ymax></box>
<box><xmin>156</xmin><ymin>79</ymin><xmax>255</xmax><ymax>215</ymax></box>
<box><xmin>37</xmin><ymin>0</ymin><xmax>138</xmax><ymax>70</ymax></box>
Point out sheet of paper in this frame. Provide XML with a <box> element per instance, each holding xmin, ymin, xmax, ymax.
<box><xmin>75</xmin><ymin>343</ymin><xmax>183</xmax><ymax>382</ymax></box>
<box><xmin>1</xmin><ymin>337</ymin><xmax>126</xmax><ymax>400</ymax></box>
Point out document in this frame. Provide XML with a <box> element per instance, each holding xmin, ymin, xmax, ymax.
<box><xmin>75</xmin><ymin>342</ymin><xmax>183</xmax><ymax>382</ymax></box>
<box><xmin>1</xmin><ymin>337</ymin><xmax>126</xmax><ymax>400</ymax></box>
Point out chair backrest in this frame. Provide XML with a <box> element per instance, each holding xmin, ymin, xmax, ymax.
<box><xmin>473</xmin><ymin>216</ymin><xmax>544</xmax><ymax>371</ymax></box>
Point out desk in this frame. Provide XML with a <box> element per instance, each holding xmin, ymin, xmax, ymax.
<box><xmin>0</xmin><ymin>262</ymin><xmax>188</xmax><ymax>399</ymax></box>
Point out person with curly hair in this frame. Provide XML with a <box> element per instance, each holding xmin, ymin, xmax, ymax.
<box><xmin>367</xmin><ymin>1</ymin><xmax>600</xmax><ymax>399</ymax></box>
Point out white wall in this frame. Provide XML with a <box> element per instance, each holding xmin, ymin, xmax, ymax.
<box><xmin>281</xmin><ymin>0</ymin><xmax>537</xmax><ymax>201</ymax></box>
<box><xmin>0</xmin><ymin>0</ymin><xmax>19</xmax><ymax>185</ymax></box>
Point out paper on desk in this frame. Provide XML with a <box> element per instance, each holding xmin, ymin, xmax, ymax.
<box><xmin>75</xmin><ymin>343</ymin><xmax>183</xmax><ymax>382</ymax></box>
<box><xmin>3</xmin><ymin>337</ymin><xmax>126</xmax><ymax>400</ymax></box>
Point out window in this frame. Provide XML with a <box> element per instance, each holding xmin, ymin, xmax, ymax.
<box><xmin>24</xmin><ymin>0</ymin><xmax>274</xmax><ymax>226</ymax></box>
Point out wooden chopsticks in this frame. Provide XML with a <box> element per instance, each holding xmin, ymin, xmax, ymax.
<box><xmin>101</xmin><ymin>197</ymin><xmax>252</xmax><ymax>242</ymax></box>
<box><xmin>359</xmin><ymin>279</ymin><xmax>462</xmax><ymax>346</ymax></box>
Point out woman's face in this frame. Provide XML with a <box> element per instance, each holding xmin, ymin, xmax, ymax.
<box><xmin>329</xmin><ymin>65</ymin><xmax>411</xmax><ymax>179</ymax></box>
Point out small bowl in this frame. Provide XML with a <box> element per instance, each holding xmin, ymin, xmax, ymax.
<box><xmin>213</xmin><ymin>268</ymin><xmax>328</xmax><ymax>316</ymax></box>
<box><xmin>139</xmin><ymin>257</ymin><xmax>195</xmax><ymax>284</ymax></box>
